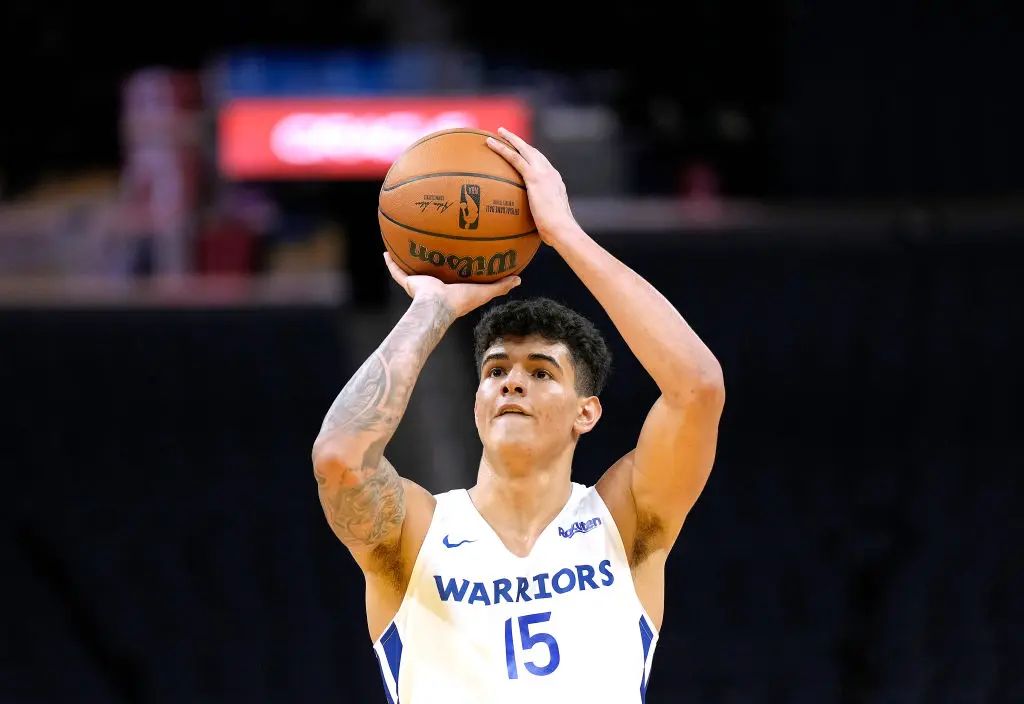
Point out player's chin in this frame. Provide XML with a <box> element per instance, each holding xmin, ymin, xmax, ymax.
<box><xmin>484</xmin><ymin>427</ymin><xmax>535</xmax><ymax>449</ymax></box>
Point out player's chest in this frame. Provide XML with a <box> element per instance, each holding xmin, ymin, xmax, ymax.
<box><xmin>422</xmin><ymin>497</ymin><xmax>628</xmax><ymax>612</ymax></box>
<box><xmin>411</xmin><ymin>551</ymin><xmax>641</xmax><ymax>684</ymax></box>
<box><xmin>418</xmin><ymin>523</ymin><xmax>631</xmax><ymax>617</ymax></box>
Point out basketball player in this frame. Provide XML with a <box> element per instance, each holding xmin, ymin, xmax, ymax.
<box><xmin>312</xmin><ymin>128</ymin><xmax>725</xmax><ymax>703</ymax></box>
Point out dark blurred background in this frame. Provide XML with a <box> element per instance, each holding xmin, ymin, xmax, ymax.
<box><xmin>2</xmin><ymin>0</ymin><xmax>1023</xmax><ymax>702</ymax></box>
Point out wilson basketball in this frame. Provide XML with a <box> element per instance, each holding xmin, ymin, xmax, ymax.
<box><xmin>378</xmin><ymin>128</ymin><xmax>539</xmax><ymax>284</ymax></box>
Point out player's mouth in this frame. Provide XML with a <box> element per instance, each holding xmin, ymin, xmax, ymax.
<box><xmin>496</xmin><ymin>404</ymin><xmax>530</xmax><ymax>418</ymax></box>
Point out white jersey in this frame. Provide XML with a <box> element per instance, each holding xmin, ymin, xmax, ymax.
<box><xmin>372</xmin><ymin>482</ymin><xmax>659</xmax><ymax>704</ymax></box>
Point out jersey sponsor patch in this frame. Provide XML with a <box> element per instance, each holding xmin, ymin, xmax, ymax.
<box><xmin>558</xmin><ymin>516</ymin><xmax>602</xmax><ymax>538</ymax></box>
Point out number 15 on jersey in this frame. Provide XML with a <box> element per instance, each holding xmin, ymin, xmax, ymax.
<box><xmin>504</xmin><ymin>611</ymin><xmax>561</xmax><ymax>679</ymax></box>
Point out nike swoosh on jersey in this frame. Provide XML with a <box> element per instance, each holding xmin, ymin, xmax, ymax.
<box><xmin>442</xmin><ymin>535</ymin><xmax>476</xmax><ymax>548</ymax></box>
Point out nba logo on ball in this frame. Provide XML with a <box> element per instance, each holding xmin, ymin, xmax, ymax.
<box><xmin>459</xmin><ymin>184</ymin><xmax>481</xmax><ymax>230</ymax></box>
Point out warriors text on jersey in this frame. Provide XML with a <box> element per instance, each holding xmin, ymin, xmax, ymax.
<box><xmin>372</xmin><ymin>482</ymin><xmax>659</xmax><ymax>704</ymax></box>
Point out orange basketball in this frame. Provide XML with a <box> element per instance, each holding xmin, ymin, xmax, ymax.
<box><xmin>378</xmin><ymin>128</ymin><xmax>539</xmax><ymax>284</ymax></box>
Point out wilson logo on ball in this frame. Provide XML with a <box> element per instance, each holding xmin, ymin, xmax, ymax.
<box><xmin>408</xmin><ymin>240</ymin><xmax>518</xmax><ymax>277</ymax></box>
<box><xmin>459</xmin><ymin>184</ymin><xmax>481</xmax><ymax>230</ymax></box>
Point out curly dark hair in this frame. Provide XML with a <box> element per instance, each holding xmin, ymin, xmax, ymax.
<box><xmin>472</xmin><ymin>297</ymin><xmax>612</xmax><ymax>397</ymax></box>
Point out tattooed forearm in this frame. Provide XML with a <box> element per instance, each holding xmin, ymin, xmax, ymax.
<box><xmin>317</xmin><ymin>293</ymin><xmax>455</xmax><ymax>447</ymax></box>
<box><xmin>312</xmin><ymin>294</ymin><xmax>455</xmax><ymax>547</ymax></box>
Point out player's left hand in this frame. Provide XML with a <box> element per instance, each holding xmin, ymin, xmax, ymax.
<box><xmin>486</xmin><ymin>127</ymin><xmax>579</xmax><ymax>243</ymax></box>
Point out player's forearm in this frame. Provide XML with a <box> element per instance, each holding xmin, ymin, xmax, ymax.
<box><xmin>550</xmin><ymin>224</ymin><xmax>723</xmax><ymax>401</ymax></box>
<box><xmin>313</xmin><ymin>293</ymin><xmax>456</xmax><ymax>466</ymax></box>
<box><xmin>312</xmin><ymin>293</ymin><xmax>454</xmax><ymax>547</ymax></box>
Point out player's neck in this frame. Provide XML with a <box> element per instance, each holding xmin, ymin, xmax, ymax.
<box><xmin>470</xmin><ymin>445</ymin><xmax>575</xmax><ymax>541</ymax></box>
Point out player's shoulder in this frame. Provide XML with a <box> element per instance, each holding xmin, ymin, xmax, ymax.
<box><xmin>402</xmin><ymin>477</ymin><xmax>439</xmax><ymax>513</ymax></box>
<box><xmin>397</xmin><ymin>478</ymin><xmax>438</xmax><ymax>566</ymax></box>
<box><xmin>429</xmin><ymin>485</ymin><xmax>467</xmax><ymax>500</ymax></box>
<box><xmin>569</xmin><ymin>480</ymin><xmax>604</xmax><ymax>508</ymax></box>
<box><xmin>594</xmin><ymin>451</ymin><xmax>640</xmax><ymax>559</ymax></box>
<box><xmin>428</xmin><ymin>485</ymin><xmax>469</xmax><ymax>509</ymax></box>
<box><xmin>595</xmin><ymin>450</ymin><xmax>637</xmax><ymax>509</ymax></box>
<box><xmin>414</xmin><ymin>485</ymin><xmax>477</xmax><ymax>529</ymax></box>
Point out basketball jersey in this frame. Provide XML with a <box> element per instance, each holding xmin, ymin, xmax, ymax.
<box><xmin>372</xmin><ymin>482</ymin><xmax>659</xmax><ymax>704</ymax></box>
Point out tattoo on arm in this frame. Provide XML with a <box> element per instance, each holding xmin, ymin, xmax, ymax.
<box><xmin>313</xmin><ymin>295</ymin><xmax>455</xmax><ymax>547</ymax></box>
<box><xmin>315</xmin><ymin>448</ymin><xmax>405</xmax><ymax>546</ymax></box>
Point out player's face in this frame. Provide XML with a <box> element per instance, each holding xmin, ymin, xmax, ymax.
<box><xmin>474</xmin><ymin>335</ymin><xmax>599</xmax><ymax>454</ymax></box>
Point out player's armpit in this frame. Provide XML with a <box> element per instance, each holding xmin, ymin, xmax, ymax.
<box><xmin>629</xmin><ymin>385</ymin><xmax>725</xmax><ymax>551</ymax></box>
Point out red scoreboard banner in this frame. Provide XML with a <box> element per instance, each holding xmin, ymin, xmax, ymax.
<box><xmin>217</xmin><ymin>96</ymin><xmax>532</xmax><ymax>180</ymax></box>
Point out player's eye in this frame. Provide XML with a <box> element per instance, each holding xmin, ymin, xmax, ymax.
<box><xmin>535</xmin><ymin>369</ymin><xmax>551</xmax><ymax>379</ymax></box>
<box><xmin>488</xmin><ymin>367</ymin><xmax>505</xmax><ymax>377</ymax></box>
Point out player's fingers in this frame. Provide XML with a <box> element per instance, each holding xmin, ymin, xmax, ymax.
<box><xmin>496</xmin><ymin>127</ymin><xmax>532</xmax><ymax>154</ymax></box>
<box><xmin>383</xmin><ymin>252</ymin><xmax>410</xmax><ymax>288</ymax></box>
<box><xmin>487</xmin><ymin>275</ymin><xmax>522</xmax><ymax>298</ymax></box>
<box><xmin>496</xmin><ymin>127</ymin><xmax>547</xmax><ymax>166</ymax></box>
<box><xmin>475</xmin><ymin>274</ymin><xmax>520</xmax><ymax>302</ymax></box>
<box><xmin>486</xmin><ymin>136</ymin><xmax>529</xmax><ymax>173</ymax></box>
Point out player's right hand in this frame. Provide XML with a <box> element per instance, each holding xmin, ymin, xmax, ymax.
<box><xmin>383</xmin><ymin>252</ymin><xmax>521</xmax><ymax>317</ymax></box>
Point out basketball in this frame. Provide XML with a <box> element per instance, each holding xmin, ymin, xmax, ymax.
<box><xmin>378</xmin><ymin>128</ymin><xmax>539</xmax><ymax>284</ymax></box>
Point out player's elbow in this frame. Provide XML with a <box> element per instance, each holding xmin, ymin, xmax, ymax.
<box><xmin>696</xmin><ymin>355</ymin><xmax>724</xmax><ymax>392</ymax></box>
<box><xmin>665</xmin><ymin>359</ymin><xmax>725</xmax><ymax>410</ymax></box>
<box><xmin>703</xmin><ymin>359</ymin><xmax>725</xmax><ymax>401</ymax></box>
<box><xmin>692</xmin><ymin>370</ymin><xmax>726</xmax><ymax>411</ymax></box>
<box><xmin>311</xmin><ymin>436</ymin><xmax>361</xmax><ymax>480</ymax></box>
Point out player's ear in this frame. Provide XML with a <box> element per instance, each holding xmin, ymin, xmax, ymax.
<box><xmin>573</xmin><ymin>396</ymin><xmax>602</xmax><ymax>436</ymax></box>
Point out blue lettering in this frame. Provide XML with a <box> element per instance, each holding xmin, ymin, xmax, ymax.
<box><xmin>575</xmin><ymin>564</ymin><xmax>598</xmax><ymax>590</ymax></box>
<box><xmin>533</xmin><ymin>572</ymin><xmax>553</xmax><ymax>599</ymax></box>
<box><xmin>434</xmin><ymin>561</ymin><xmax>615</xmax><ymax>606</ymax></box>
<box><xmin>434</xmin><ymin>576</ymin><xmax>470</xmax><ymax>602</ymax></box>
<box><xmin>557</xmin><ymin>516</ymin><xmax>603</xmax><ymax>538</ymax></box>
<box><xmin>516</xmin><ymin>577</ymin><xmax>533</xmax><ymax>602</ymax></box>
<box><xmin>552</xmin><ymin>568</ymin><xmax>576</xmax><ymax>594</ymax></box>
<box><xmin>493</xmin><ymin>578</ymin><xmax>514</xmax><ymax>604</ymax></box>
<box><xmin>468</xmin><ymin>582</ymin><xmax>491</xmax><ymax>605</ymax></box>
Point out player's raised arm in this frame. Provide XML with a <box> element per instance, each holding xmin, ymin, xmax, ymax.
<box><xmin>488</xmin><ymin>129</ymin><xmax>725</xmax><ymax>555</ymax></box>
<box><xmin>312</xmin><ymin>254</ymin><xmax>519</xmax><ymax>573</ymax></box>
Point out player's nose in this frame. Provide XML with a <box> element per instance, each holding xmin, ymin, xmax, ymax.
<box><xmin>501</xmin><ymin>370</ymin><xmax>527</xmax><ymax>395</ymax></box>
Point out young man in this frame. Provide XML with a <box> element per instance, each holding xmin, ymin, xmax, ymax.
<box><xmin>312</xmin><ymin>129</ymin><xmax>725</xmax><ymax>703</ymax></box>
